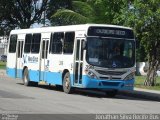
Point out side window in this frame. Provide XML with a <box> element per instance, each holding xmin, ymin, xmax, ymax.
<box><xmin>24</xmin><ymin>34</ymin><xmax>32</xmax><ymax>53</ymax></box>
<box><xmin>50</xmin><ymin>32</ymin><xmax>64</xmax><ymax>54</ymax></box>
<box><xmin>31</xmin><ymin>33</ymin><xmax>41</xmax><ymax>53</ymax></box>
<box><xmin>64</xmin><ymin>32</ymin><xmax>75</xmax><ymax>54</ymax></box>
<box><xmin>9</xmin><ymin>35</ymin><xmax>17</xmax><ymax>53</ymax></box>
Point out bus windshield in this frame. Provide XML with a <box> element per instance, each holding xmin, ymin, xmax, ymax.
<box><xmin>86</xmin><ymin>37</ymin><xmax>135</xmax><ymax>68</ymax></box>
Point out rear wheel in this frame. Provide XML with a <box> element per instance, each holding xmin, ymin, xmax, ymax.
<box><xmin>23</xmin><ymin>68</ymin><xmax>31</xmax><ymax>86</ymax></box>
<box><xmin>23</xmin><ymin>68</ymin><xmax>38</xmax><ymax>86</ymax></box>
<box><xmin>105</xmin><ymin>90</ymin><xmax>118</xmax><ymax>97</ymax></box>
<box><xmin>63</xmin><ymin>72</ymin><xmax>74</xmax><ymax>94</ymax></box>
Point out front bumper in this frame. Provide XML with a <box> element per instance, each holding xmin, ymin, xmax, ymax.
<box><xmin>81</xmin><ymin>75</ymin><xmax>134</xmax><ymax>91</ymax></box>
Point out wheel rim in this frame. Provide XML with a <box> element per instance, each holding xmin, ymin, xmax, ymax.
<box><xmin>24</xmin><ymin>71</ymin><xmax>28</xmax><ymax>84</ymax></box>
<box><xmin>65</xmin><ymin>76</ymin><xmax>70</xmax><ymax>89</ymax></box>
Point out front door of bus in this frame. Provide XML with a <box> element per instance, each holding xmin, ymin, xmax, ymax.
<box><xmin>40</xmin><ymin>39</ymin><xmax>49</xmax><ymax>81</ymax></box>
<box><xmin>74</xmin><ymin>38</ymin><xmax>84</xmax><ymax>85</ymax></box>
<box><xmin>16</xmin><ymin>40</ymin><xmax>24</xmax><ymax>78</ymax></box>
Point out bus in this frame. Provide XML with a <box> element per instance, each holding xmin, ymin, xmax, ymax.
<box><xmin>6</xmin><ymin>24</ymin><xmax>135</xmax><ymax>97</ymax></box>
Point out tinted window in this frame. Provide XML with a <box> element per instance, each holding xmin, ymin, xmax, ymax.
<box><xmin>17</xmin><ymin>41</ymin><xmax>24</xmax><ymax>58</ymax></box>
<box><xmin>9</xmin><ymin>35</ymin><xmax>17</xmax><ymax>53</ymax></box>
<box><xmin>42</xmin><ymin>40</ymin><xmax>49</xmax><ymax>59</ymax></box>
<box><xmin>86</xmin><ymin>37</ymin><xmax>135</xmax><ymax>68</ymax></box>
<box><xmin>50</xmin><ymin>32</ymin><xmax>64</xmax><ymax>54</ymax></box>
<box><xmin>24</xmin><ymin>34</ymin><xmax>32</xmax><ymax>53</ymax></box>
<box><xmin>31</xmin><ymin>33</ymin><xmax>41</xmax><ymax>53</ymax></box>
<box><xmin>64</xmin><ymin>32</ymin><xmax>75</xmax><ymax>54</ymax></box>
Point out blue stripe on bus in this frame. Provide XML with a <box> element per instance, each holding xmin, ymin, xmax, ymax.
<box><xmin>6</xmin><ymin>68</ymin><xmax>16</xmax><ymax>78</ymax></box>
<box><xmin>6</xmin><ymin>67</ymin><xmax>134</xmax><ymax>91</ymax></box>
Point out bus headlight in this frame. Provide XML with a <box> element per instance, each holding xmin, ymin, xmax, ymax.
<box><xmin>123</xmin><ymin>73</ymin><xmax>135</xmax><ymax>80</ymax></box>
<box><xmin>87</xmin><ymin>71</ymin><xmax>98</xmax><ymax>79</ymax></box>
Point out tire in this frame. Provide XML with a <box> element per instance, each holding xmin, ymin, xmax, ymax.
<box><xmin>105</xmin><ymin>90</ymin><xmax>118</xmax><ymax>97</ymax></box>
<box><xmin>63</xmin><ymin>72</ymin><xmax>74</xmax><ymax>94</ymax></box>
<box><xmin>23</xmin><ymin>68</ymin><xmax>31</xmax><ymax>86</ymax></box>
<box><xmin>23</xmin><ymin>68</ymin><xmax>38</xmax><ymax>86</ymax></box>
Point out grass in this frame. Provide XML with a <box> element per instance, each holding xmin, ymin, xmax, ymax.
<box><xmin>135</xmin><ymin>76</ymin><xmax>160</xmax><ymax>90</ymax></box>
<box><xmin>0</xmin><ymin>61</ymin><xmax>6</xmax><ymax>69</ymax></box>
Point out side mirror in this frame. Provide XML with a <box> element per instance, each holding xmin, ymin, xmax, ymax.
<box><xmin>82</xmin><ymin>40</ymin><xmax>87</xmax><ymax>50</ymax></box>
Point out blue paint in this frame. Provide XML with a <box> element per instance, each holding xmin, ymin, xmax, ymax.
<box><xmin>29</xmin><ymin>70</ymin><xmax>40</xmax><ymax>82</ymax></box>
<box><xmin>7</xmin><ymin>67</ymin><xmax>134</xmax><ymax>91</ymax></box>
<box><xmin>16</xmin><ymin>69</ymin><xmax>23</xmax><ymax>79</ymax></box>
<box><xmin>6</xmin><ymin>68</ymin><xmax>16</xmax><ymax>78</ymax></box>
<box><xmin>81</xmin><ymin>75</ymin><xmax>134</xmax><ymax>90</ymax></box>
<box><xmin>45</xmin><ymin>71</ymin><xmax>62</xmax><ymax>85</ymax></box>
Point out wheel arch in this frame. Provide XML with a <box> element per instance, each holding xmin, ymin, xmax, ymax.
<box><xmin>62</xmin><ymin>69</ymin><xmax>70</xmax><ymax>81</ymax></box>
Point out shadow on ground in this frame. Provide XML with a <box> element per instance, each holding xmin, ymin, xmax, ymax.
<box><xmin>17</xmin><ymin>82</ymin><xmax>160</xmax><ymax>102</ymax></box>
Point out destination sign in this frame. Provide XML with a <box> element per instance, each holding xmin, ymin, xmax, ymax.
<box><xmin>88</xmin><ymin>26</ymin><xmax>134</xmax><ymax>39</ymax></box>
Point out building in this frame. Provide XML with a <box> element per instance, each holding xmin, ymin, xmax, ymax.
<box><xmin>0</xmin><ymin>36</ymin><xmax>8</xmax><ymax>55</ymax></box>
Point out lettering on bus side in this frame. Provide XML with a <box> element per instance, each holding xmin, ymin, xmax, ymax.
<box><xmin>28</xmin><ymin>56</ymin><xmax>38</xmax><ymax>63</ymax></box>
<box><xmin>23</xmin><ymin>55</ymin><xmax>38</xmax><ymax>63</ymax></box>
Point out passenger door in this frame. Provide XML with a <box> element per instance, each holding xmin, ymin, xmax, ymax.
<box><xmin>40</xmin><ymin>38</ymin><xmax>49</xmax><ymax>81</ymax></box>
<box><xmin>73</xmin><ymin>38</ymin><xmax>84</xmax><ymax>85</ymax></box>
<box><xmin>16</xmin><ymin>34</ymin><xmax>25</xmax><ymax>78</ymax></box>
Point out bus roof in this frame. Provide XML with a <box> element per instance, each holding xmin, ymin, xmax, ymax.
<box><xmin>10</xmin><ymin>24</ymin><xmax>132</xmax><ymax>34</ymax></box>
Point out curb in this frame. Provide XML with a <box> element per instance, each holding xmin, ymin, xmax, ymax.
<box><xmin>119</xmin><ymin>88</ymin><xmax>160</xmax><ymax>101</ymax></box>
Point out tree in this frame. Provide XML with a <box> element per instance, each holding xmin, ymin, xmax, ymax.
<box><xmin>49</xmin><ymin>0</ymin><xmax>126</xmax><ymax>26</ymax></box>
<box><xmin>137</xmin><ymin>0</ymin><xmax>160</xmax><ymax>86</ymax></box>
<box><xmin>116</xmin><ymin>0</ymin><xmax>160</xmax><ymax>86</ymax></box>
<box><xmin>47</xmin><ymin>0</ymin><xmax>72</xmax><ymax>20</ymax></box>
<box><xmin>0</xmin><ymin>0</ymin><xmax>49</xmax><ymax>29</ymax></box>
<box><xmin>49</xmin><ymin>0</ymin><xmax>94</xmax><ymax>25</ymax></box>
<box><xmin>88</xmin><ymin>0</ymin><xmax>125</xmax><ymax>24</ymax></box>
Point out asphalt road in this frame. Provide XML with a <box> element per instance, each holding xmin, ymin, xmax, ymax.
<box><xmin>0</xmin><ymin>72</ymin><xmax>160</xmax><ymax>116</ymax></box>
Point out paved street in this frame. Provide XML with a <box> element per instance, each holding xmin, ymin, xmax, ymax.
<box><xmin>0</xmin><ymin>71</ymin><xmax>160</xmax><ymax>115</ymax></box>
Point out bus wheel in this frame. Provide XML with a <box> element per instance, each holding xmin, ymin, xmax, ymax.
<box><xmin>105</xmin><ymin>90</ymin><xmax>118</xmax><ymax>97</ymax></box>
<box><xmin>23</xmin><ymin>68</ymin><xmax>31</xmax><ymax>86</ymax></box>
<box><xmin>63</xmin><ymin>72</ymin><xmax>73</xmax><ymax>94</ymax></box>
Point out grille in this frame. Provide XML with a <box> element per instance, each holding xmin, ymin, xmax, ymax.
<box><xmin>99</xmin><ymin>77</ymin><xmax>121</xmax><ymax>80</ymax></box>
<box><xmin>101</xmin><ymin>81</ymin><xmax>120</xmax><ymax>86</ymax></box>
<box><xmin>96</xmin><ymin>70</ymin><xmax>126</xmax><ymax>76</ymax></box>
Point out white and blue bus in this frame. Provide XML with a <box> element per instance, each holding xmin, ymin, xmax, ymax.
<box><xmin>6</xmin><ymin>24</ymin><xmax>135</xmax><ymax>97</ymax></box>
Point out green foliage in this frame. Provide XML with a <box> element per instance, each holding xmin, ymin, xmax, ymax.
<box><xmin>72</xmin><ymin>1</ymin><xmax>94</xmax><ymax>17</ymax></box>
<box><xmin>49</xmin><ymin>0</ymin><xmax>126</xmax><ymax>25</ymax></box>
<box><xmin>91</xmin><ymin>0</ymin><xmax>125</xmax><ymax>24</ymax></box>
<box><xmin>50</xmin><ymin>0</ymin><xmax>94</xmax><ymax>25</ymax></box>
<box><xmin>0</xmin><ymin>61</ymin><xmax>6</xmax><ymax>69</ymax></box>
<box><xmin>133</xmin><ymin>0</ymin><xmax>160</xmax><ymax>85</ymax></box>
<box><xmin>51</xmin><ymin>9</ymin><xmax>90</xmax><ymax>25</ymax></box>
<box><xmin>47</xmin><ymin>0</ymin><xmax>72</xmax><ymax>20</ymax></box>
<box><xmin>0</xmin><ymin>0</ymin><xmax>48</xmax><ymax>29</ymax></box>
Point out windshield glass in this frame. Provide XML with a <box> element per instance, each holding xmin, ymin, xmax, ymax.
<box><xmin>86</xmin><ymin>37</ymin><xmax>135</xmax><ymax>68</ymax></box>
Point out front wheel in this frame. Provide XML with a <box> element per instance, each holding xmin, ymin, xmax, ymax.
<box><xmin>63</xmin><ymin>72</ymin><xmax>74</xmax><ymax>94</ymax></box>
